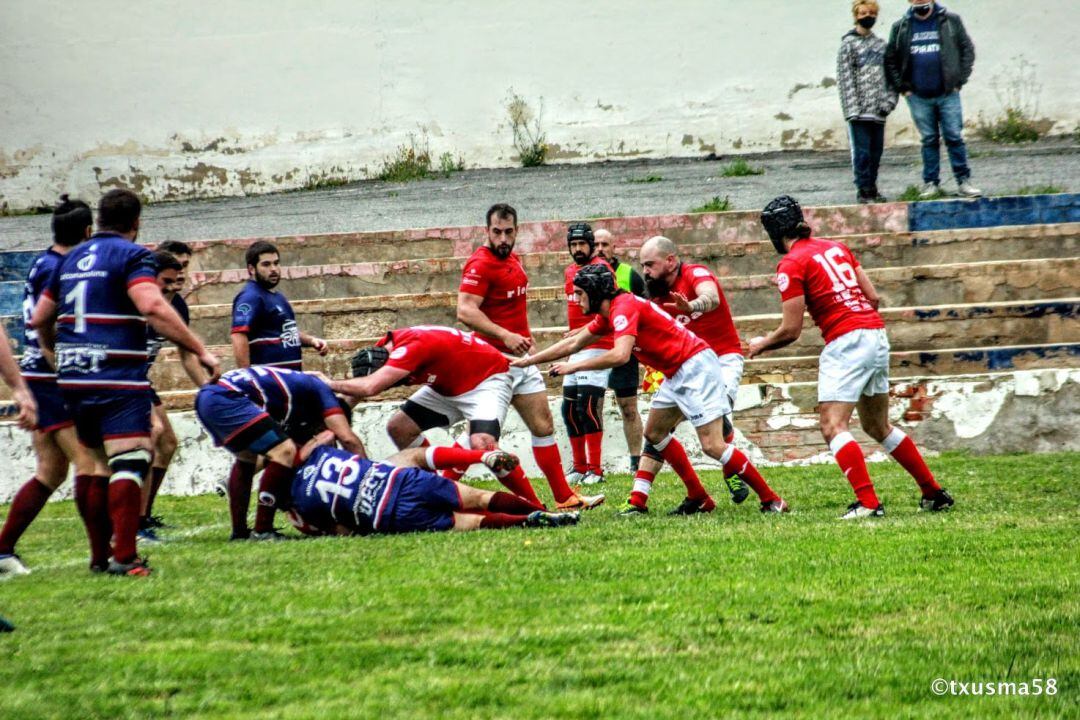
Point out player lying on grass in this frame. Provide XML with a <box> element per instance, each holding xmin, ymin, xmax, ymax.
<box><xmin>513</xmin><ymin>264</ymin><xmax>789</xmax><ymax>515</ymax></box>
<box><xmin>750</xmin><ymin>195</ymin><xmax>953</xmax><ymax>519</ymax></box>
<box><xmin>195</xmin><ymin>366</ymin><xmax>365</xmax><ymax>540</ymax></box>
<box><xmin>318</xmin><ymin>324</ymin><xmax>602</xmax><ymax>511</ymax></box>
<box><xmin>263</xmin><ymin>435</ymin><xmax>580</xmax><ymax>535</ymax></box>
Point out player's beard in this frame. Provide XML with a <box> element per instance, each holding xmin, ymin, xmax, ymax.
<box><xmin>256</xmin><ymin>272</ymin><xmax>280</xmax><ymax>289</ymax></box>
<box><xmin>645</xmin><ymin>275</ymin><xmax>670</xmax><ymax>297</ymax></box>
<box><xmin>571</xmin><ymin>251</ymin><xmax>591</xmax><ymax>265</ymax></box>
<box><xmin>488</xmin><ymin>240</ymin><xmax>513</xmax><ymax>259</ymax></box>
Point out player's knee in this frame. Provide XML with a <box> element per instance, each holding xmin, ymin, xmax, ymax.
<box><xmin>156</xmin><ymin>426</ymin><xmax>179</xmax><ymax>461</ymax></box>
<box><xmin>859</xmin><ymin>416</ymin><xmax>891</xmax><ymax>443</ymax></box>
<box><xmin>700</xmin><ymin>434</ymin><xmax>727</xmax><ymax>460</ymax></box>
<box><xmin>267</xmin><ymin>439</ymin><xmax>298</xmax><ymax>467</ymax></box>
<box><xmin>36</xmin><ymin>456</ymin><xmax>69</xmax><ymax>489</ymax></box>
<box><xmin>386</xmin><ymin>413</ymin><xmax>419</xmax><ymax>449</ymax></box>
<box><xmin>642</xmin><ymin>434</ymin><xmax>665</xmax><ymax>453</ymax></box>
<box><xmin>469</xmin><ymin>433</ymin><xmax>497</xmax><ymax>452</ymax></box>
<box><xmin>618</xmin><ymin>400</ymin><xmax>640</xmax><ymax>423</ymax></box>
<box><xmin>107</xmin><ymin>448</ymin><xmax>152</xmax><ymax>486</ymax></box>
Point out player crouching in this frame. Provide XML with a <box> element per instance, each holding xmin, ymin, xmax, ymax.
<box><xmin>515</xmin><ymin>264</ymin><xmax>789</xmax><ymax>515</ymax></box>
<box><xmin>268</xmin><ymin>438</ymin><xmax>579</xmax><ymax>536</ymax></box>
<box><xmin>750</xmin><ymin>195</ymin><xmax>954</xmax><ymax>519</ymax></box>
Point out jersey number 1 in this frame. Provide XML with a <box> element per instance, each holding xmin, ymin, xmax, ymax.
<box><xmin>65</xmin><ymin>280</ymin><xmax>88</xmax><ymax>334</ymax></box>
<box><xmin>812</xmin><ymin>247</ymin><xmax>858</xmax><ymax>293</ymax></box>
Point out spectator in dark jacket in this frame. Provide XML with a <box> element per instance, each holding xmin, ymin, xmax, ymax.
<box><xmin>837</xmin><ymin>0</ymin><xmax>898</xmax><ymax>204</ymax></box>
<box><xmin>885</xmin><ymin>1</ymin><xmax>981</xmax><ymax>199</ymax></box>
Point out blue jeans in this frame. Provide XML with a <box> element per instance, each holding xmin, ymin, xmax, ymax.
<box><xmin>906</xmin><ymin>92</ymin><xmax>971</xmax><ymax>184</ymax></box>
<box><xmin>848</xmin><ymin>120</ymin><xmax>885</xmax><ymax>192</ymax></box>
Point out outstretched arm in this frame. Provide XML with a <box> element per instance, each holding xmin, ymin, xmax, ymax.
<box><xmin>747</xmin><ymin>297</ymin><xmax>806</xmax><ymax>358</ymax></box>
<box><xmin>323</xmin><ymin>365</ymin><xmax>410</xmax><ymax>399</ymax></box>
<box><xmin>511</xmin><ymin>329</ymin><xmax>599</xmax><ymax>368</ymax></box>
<box><xmin>551</xmin><ymin>335</ymin><xmax>634</xmax><ymax>376</ymax></box>
<box><xmin>130</xmin><ymin>283</ymin><xmax>220</xmax><ymax>381</ymax></box>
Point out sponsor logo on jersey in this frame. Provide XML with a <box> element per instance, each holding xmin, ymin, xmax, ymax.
<box><xmin>236</xmin><ymin>303</ymin><xmax>252</xmax><ymax>316</ymax></box>
<box><xmin>76</xmin><ymin>253</ymin><xmax>96</xmax><ymax>272</ymax></box>
<box><xmin>613</xmin><ymin>315</ymin><xmax>629</xmax><ymax>332</ymax></box>
<box><xmin>776</xmin><ymin>272</ymin><xmax>790</xmax><ymax>293</ymax></box>
<box><xmin>692</xmin><ymin>267</ymin><xmax>711</xmax><ymax>278</ymax></box>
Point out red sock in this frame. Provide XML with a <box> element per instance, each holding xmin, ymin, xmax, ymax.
<box><xmin>108</xmin><ymin>478</ymin><xmax>144</xmax><ymax>564</ymax></box>
<box><xmin>437</xmin><ymin>441</ymin><xmax>469</xmax><ymax>481</ymax></box>
<box><xmin>883</xmin><ymin>429</ymin><xmax>941</xmax><ymax>498</ymax></box>
<box><xmin>0</xmin><ymin>478</ymin><xmax>53</xmax><ymax>554</ymax></box>
<box><xmin>569</xmin><ymin>435</ymin><xmax>587</xmax><ymax>473</ymax></box>
<box><xmin>585</xmin><ymin>432</ymin><xmax>603</xmax><ymax>475</ymax></box>
<box><xmin>429</xmin><ymin>445</ymin><xmax>485</xmax><ymax>470</ymax></box>
<box><xmin>488</xmin><ymin>491</ymin><xmax>544</xmax><ymax>514</ymax></box>
<box><xmin>74</xmin><ymin>475</ymin><xmax>112</xmax><ymax>569</ymax></box>
<box><xmin>629</xmin><ymin>469</ymin><xmax>656</xmax><ymax>508</ymax></box>
<box><xmin>228</xmin><ymin>460</ymin><xmax>256</xmax><ymax>536</ymax></box>
<box><xmin>532</xmin><ymin>436</ymin><xmax>575</xmax><ymax>503</ymax></box>
<box><xmin>479</xmin><ymin>512</ymin><xmax>529</xmax><ymax>529</ymax></box>
<box><xmin>656</xmin><ymin>436</ymin><xmax>708</xmax><ymax>501</ymax></box>
<box><xmin>144</xmin><ymin>466</ymin><xmax>167</xmax><ymax>518</ymax></box>
<box><xmin>831</xmin><ymin>433</ymin><xmax>880</xmax><ymax>508</ymax></box>
<box><xmin>496</xmin><ymin>465</ymin><xmax>544</xmax><ymax>508</ymax></box>
<box><xmin>254</xmin><ymin>461</ymin><xmax>293</xmax><ymax>533</ymax></box>
<box><xmin>721</xmin><ymin>447</ymin><xmax>779</xmax><ymax>503</ymax></box>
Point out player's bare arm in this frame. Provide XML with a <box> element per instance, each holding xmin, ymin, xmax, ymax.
<box><xmin>230</xmin><ymin>331</ymin><xmax>251</xmax><ymax>368</ymax></box>
<box><xmin>854</xmin><ymin>267</ymin><xmax>881</xmax><ymax>310</ymax></box>
<box><xmin>324</xmin><ymin>413</ymin><xmax>367</xmax><ymax>457</ymax></box>
<box><xmin>512</xmin><ymin>329</ymin><xmax>599</xmax><ymax>369</ymax></box>
<box><xmin>554</xmin><ymin>335</ymin><xmax>635</xmax><ymax>376</ymax></box>
<box><xmin>129</xmin><ymin>283</ymin><xmax>221</xmax><ymax>381</ymax></box>
<box><xmin>457</xmin><ymin>291</ymin><xmax>533</xmax><ymax>355</ymax></box>
<box><xmin>748</xmin><ymin>296</ymin><xmax>806</xmax><ymax>358</ymax></box>
<box><xmin>0</xmin><ymin>325</ymin><xmax>37</xmax><ymax>430</ymax></box>
<box><xmin>325</xmin><ymin>365</ymin><xmax>410</xmax><ymax>399</ymax></box>
<box><xmin>663</xmin><ymin>281</ymin><xmax>720</xmax><ymax>315</ymax></box>
<box><xmin>300</xmin><ymin>332</ymin><xmax>329</xmax><ymax>355</ymax></box>
<box><xmin>178</xmin><ymin>347</ymin><xmax>211</xmax><ymax>386</ymax></box>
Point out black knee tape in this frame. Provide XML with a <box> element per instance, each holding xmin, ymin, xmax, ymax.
<box><xmin>561</xmin><ymin>397</ymin><xmax>582</xmax><ymax>437</ymax></box>
<box><xmin>642</xmin><ymin>442</ymin><xmax>663</xmax><ymax>462</ymax></box>
<box><xmin>578</xmin><ymin>386</ymin><xmax>605</xmax><ymax>434</ymax></box>
<box><xmin>400</xmin><ymin>399</ymin><xmax>452</xmax><ymax>432</ymax></box>
<box><xmin>468</xmin><ymin>419</ymin><xmax>501</xmax><ymax>440</ymax></box>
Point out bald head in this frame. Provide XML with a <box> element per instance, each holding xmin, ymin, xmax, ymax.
<box><xmin>639</xmin><ymin>235</ymin><xmax>681</xmax><ymax>293</ymax></box>
<box><xmin>593</xmin><ymin>228</ymin><xmax>616</xmax><ymax>262</ymax></box>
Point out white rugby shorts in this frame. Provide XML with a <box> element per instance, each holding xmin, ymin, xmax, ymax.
<box><xmin>507</xmin><ymin>362</ymin><xmax>547</xmax><ymax>397</ymax></box>
<box><xmin>407</xmin><ymin>372</ymin><xmax>513</xmax><ymax>426</ymax></box>
<box><xmin>715</xmin><ymin>352</ymin><xmax>745</xmax><ymax>412</ymax></box>
<box><xmin>650</xmin><ymin>349</ymin><xmax>732</xmax><ymax>428</ymax></box>
<box><xmin>817</xmin><ymin>328</ymin><xmax>890</xmax><ymax>403</ymax></box>
<box><xmin>561</xmin><ymin>348</ymin><xmax>613</xmax><ymax>390</ymax></box>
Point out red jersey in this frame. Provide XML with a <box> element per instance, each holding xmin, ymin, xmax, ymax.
<box><xmin>776</xmin><ymin>238</ymin><xmax>884</xmax><ymax>344</ymax></box>
<box><xmin>565</xmin><ymin>257</ymin><xmax>614</xmax><ymax>350</ymax></box>
<box><xmin>383</xmin><ymin>325</ymin><xmax>509</xmax><ymax>397</ymax></box>
<box><xmin>651</xmin><ymin>263</ymin><xmax>742</xmax><ymax>356</ymax></box>
<box><xmin>459</xmin><ymin>246</ymin><xmax>531</xmax><ymax>354</ymax></box>
<box><xmin>587</xmin><ymin>293</ymin><xmax>708</xmax><ymax>377</ymax></box>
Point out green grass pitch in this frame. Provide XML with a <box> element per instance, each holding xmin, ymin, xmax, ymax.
<box><xmin>2</xmin><ymin>452</ymin><xmax>1077</xmax><ymax>719</ymax></box>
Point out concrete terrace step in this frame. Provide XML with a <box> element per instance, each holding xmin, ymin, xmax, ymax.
<box><xmin>169</xmin><ymin>223</ymin><xmax>1080</xmax><ymax>307</ymax></box>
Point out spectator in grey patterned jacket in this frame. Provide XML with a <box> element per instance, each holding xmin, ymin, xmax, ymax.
<box><xmin>837</xmin><ymin>0</ymin><xmax>898</xmax><ymax>204</ymax></box>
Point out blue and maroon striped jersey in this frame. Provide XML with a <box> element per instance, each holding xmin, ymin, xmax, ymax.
<box><xmin>231</xmin><ymin>280</ymin><xmax>302</xmax><ymax>369</ymax></box>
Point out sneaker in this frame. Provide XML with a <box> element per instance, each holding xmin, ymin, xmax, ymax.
<box><xmin>724</xmin><ymin>475</ymin><xmax>750</xmax><ymax>504</ymax></box>
<box><xmin>229</xmin><ymin>529</ymin><xmax>251</xmax><ymax>542</ymax></box>
<box><xmin>0</xmin><ymin>553</ymin><xmax>31</xmax><ymax>578</ymax></box>
<box><xmin>136</xmin><ymin>527</ymin><xmax>162</xmax><ymax>544</ymax></box>
<box><xmin>869</xmin><ymin>186</ymin><xmax>888</xmax><ymax>203</ymax></box>
<box><xmin>106</xmin><ymin>557</ymin><xmax>152</xmax><ymax>577</ymax></box>
<box><xmin>250</xmin><ymin>530</ymin><xmax>291</xmax><ymax>542</ymax></box>
<box><xmin>668</xmin><ymin>496</ymin><xmax>716</xmax><ymax>516</ymax></box>
<box><xmin>213</xmin><ymin>480</ymin><xmax>228</xmax><ymax>498</ymax></box>
<box><xmin>857</xmin><ymin>190</ymin><xmax>875</xmax><ymax>205</ymax></box>
<box><xmin>840</xmin><ymin>501</ymin><xmax>885</xmax><ymax>520</ymax></box>
<box><xmin>565</xmin><ymin>469</ymin><xmax>586</xmax><ymax>485</ymax></box>
<box><xmin>581</xmin><ymin>471</ymin><xmax>605</xmax><ymax>485</ymax></box>
<box><xmin>919</xmin><ymin>488</ymin><xmax>955</xmax><ymax>512</ymax></box>
<box><xmin>956</xmin><ymin>181</ymin><xmax>982</xmax><ymax>198</ymax></box>
<box><xmin>481</xmin><ymin>450</ymin><xmax>520</xmax><ymax>475</ymax></box>
<box><xmin>557</xmin><ymin>492</ymin><xmax>605</xmax><ymax>511</ymax></box>
<box><xmin>919</xmin><ymin>182</ymin><xmax>941</xmax><ymax>199</ymax></box>
<box><xmin>0</xmin><ymin>615</ymin><xmax>14</xmax><ymax>632</ymax></box>
<box><xmin>525</xmin><ymin>510</ymin><xmax>580</xmax><ymax>528</ymax></box>
<box><xmin>616</xmin><ymin>501</ymin><xmax>649</xmax><ymax>517</ymax></box>
<box><xmin>760</xmin><ymin>498</ymin><xmax>790</xmax><ymax>514</ymax></box>
<box><xmin>144</xmin><ymin>515</ymin><xmax>168</xmax><ymax>529</ymax></box>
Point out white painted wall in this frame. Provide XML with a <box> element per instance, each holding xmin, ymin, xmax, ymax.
<box><xmin>2</xmin><ymin>0</ymin><xmax>1077</xmax><ymax>209</ymax></box>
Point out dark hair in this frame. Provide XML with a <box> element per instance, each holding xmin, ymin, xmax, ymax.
<box><xmin>245</xmin><ymin>240</ymin><xmax>279</xmax><ymax>269</ymax></box>
<box><xmin>97</xmin><ymin>189</ymin><xmax>142</xmax><ymax>233</ymax></box>
<box><xmin>158</xmin><ymin>240</ymin><xmax>193</xmax><ymax>256</ymax></box>
<box><xmin>486</xmin><ymin>203</ymin><xmax>517</xmax><ymax>228</ymax></box>
<box><xmin>153</xmin><ymin>250</ymin><xmax>182</xmax><ymax>274</ymax></box>
<box><xmin>795</xmin><ymin>222</ymin><xmax>812</xmax><ymax>239</ymax></box>
<box><xmin>51</xmin><ymin>194</ymin><xmax>92</xmax><ymax>247</ymax></box>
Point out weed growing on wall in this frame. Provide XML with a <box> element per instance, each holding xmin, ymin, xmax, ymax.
<box><xmin>507</xmin><ymin>90</ymin><xmax>548</xmax><ymax>167</ymax></box>
<box><xmin>438</xmin><ymin>152</ymin><xmax>465</xmax><ymax>177</ymax></box>
<box><xmin>977</xmin><ymin>56</ymin><xmax>1043</xmax><ymax>144</ymax></box>
<box><xmin>721</xmin><ymin>159</ymin><xmax>765</xmax><ymax>177</ymax></box>
<box><xmin>690</xmin><ymin>196</ymin><xmax>733</xmax><ymax>213</ymax></box>
<box><xmin>378</xmin><ymin>134</ymin><xmax>433</xmax><ymax>182</ymax></box>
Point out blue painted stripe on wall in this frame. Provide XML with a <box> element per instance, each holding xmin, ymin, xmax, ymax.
<box><xmin>909</xmin><ymin>193</ymin><xmax>1080</xmax><ymax>232</ymax></box>
<box><xmin>0</xmin><ymin>282</ymin><xmax>22</xmax><ymax>318</ymax></box>
<box><xmin>0</xmin><ymin>251</ymin><xmax>39</xmax><ymax>282</ymax></box>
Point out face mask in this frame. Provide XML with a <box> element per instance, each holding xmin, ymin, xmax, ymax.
<box><xmin>913</xmin><ymin>3</ymin><xmax>933</xmax><ymax>17</ymax></box>
<box><xmin>857</xmin><ymin>16</ymin><xmax>877</xmax><ymax>29</ymax></box>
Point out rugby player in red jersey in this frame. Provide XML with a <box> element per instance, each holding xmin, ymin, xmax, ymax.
<box><xmin>322</xmin><ymin>324</ymin><xmax>548</xmax><ymax>508</ymax></box>
<box><xmin>749</xmin><ymin>195</ymin><xmax>953</xmax><ymax>518</ymax></box>
<box><xmin>456</xmin><ymin>204</ymin><xmax>603</xmax><ymax>511</ymax></box>
<box><xmin>514</xmin><ymin>265</ymin><xmax>788</xmax><ymax>515</ymax></box>
<box><xmin>620</xmin><ymin>235</ymin><xmax>771</xmax><ymax>514</ymax></box>
<box><xmin>560</xmin><ymin>222</ymin><xmax>614</xmax><ymax>485</ymax></box>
